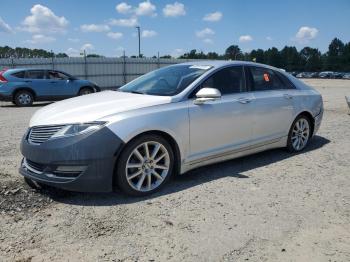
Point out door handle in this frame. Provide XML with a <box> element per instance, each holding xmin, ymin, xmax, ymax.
<box><xmin>25</xmin><ymin>80</ymin><xmax>32</xmax><ymax>83</ymax></box>
<box><xmin>238</xmin><ymin>98</ymin><xmax>252</xmax><ymax>104</ymax></box>
<box><xmin>283</xmin><ymin>94</ymin><xmax>293</xmax><ymax>99</ymax></box>
<box><xmin>50</xmin><ymin>81</ymin><xmax>58</xmax><ymax>83</ymax></box>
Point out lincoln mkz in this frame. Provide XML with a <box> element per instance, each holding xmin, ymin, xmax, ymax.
<box><xmin>19</xmin><ymin>61</ymin><xmax>323</xmax><ymax>196</ymax></box>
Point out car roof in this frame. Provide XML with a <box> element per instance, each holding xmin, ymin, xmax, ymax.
<box><xmin>2</xmin><ymin>68</ymin><xmax>68</xmax><ymax>75</ymax></box>
<box><xmin>175</xmin><ymin>60</ymin><xmax>284</xmax><ymax>71</ymax></box>
<box><xmin>3</xmin><ymin>68</ymin><xmax>63</xmax><ymax>72</ymax></box>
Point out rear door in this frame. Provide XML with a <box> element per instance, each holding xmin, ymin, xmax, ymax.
<box><xmin>24</xmin><ymin>70</ymin><xmax>49</xmax><ymax>97</ymax></box>
<box><xmin>246</xmin><ymin>66</ymin><xmax>295</xmax><ymax>144</ymax></box>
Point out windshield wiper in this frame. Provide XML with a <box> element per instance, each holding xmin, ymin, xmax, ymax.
<box><xmin>116</xmin><ymin>89</ymin><xmax>145</xmax><ymax>94</ymax></box>
<box><xmin>130</xmin><ymin>90</ymin><xmax>145</xmax><ymax>95</ymax></box>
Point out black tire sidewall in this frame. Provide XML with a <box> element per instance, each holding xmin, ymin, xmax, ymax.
<box><xmin>116</xmin><ymin>134</ymin><xmax>175</xmax><ymax>196</ymax></box>
<box><xmin>287</xmin><ymin>115</ymin><xmax>311</xmax><ymax>152</ymax></box>
<box><xmin>15</xmin><ymin>91</ymin><xmax>33</xmax><ymax>107</ymax></box>
<box><xmin>79</xmin><ymin>87</ymin><xmax>93</xmax><ymax>96</ymax></box>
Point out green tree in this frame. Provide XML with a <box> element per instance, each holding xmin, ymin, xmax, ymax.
<box><xmin>326</xmin><ymin>38</ymin><xmax>345</xmax><ymax>70</ymax></box>
<box><xmin>207</xmin><ymin>52</ymin><xmax>219</xmax><ymax>59</ymax></box>
<box><xmin>224</xmin><ymin>45</ymin><xmax>242</xmax><ymax>60</ymax></box>
<box><xmin>343</xmin><ymin>42</ymin><xmax>350</xmax><ymax>71</ymax></box>
<box><xmin>56</xmin><ymin>53</ymin><xmax>68</xmax><ymax>58</ymax></box>
<box><xmin>250</xmin><ymin>49</ymin><xmax>265</xmax><ymax>63</ymax></box>
<box><xmin>280</xmin><ymin>46</ymin><xmax>300</xmax><ymax>71</ymax></box>
<box><xmin>300</xmin><ymin>47</ymin><xmax>322</xmax><ymax>71</ymax></box>
<box><xmin>264</xmin><ymin>47</ymin><xmax>282</xmax><ymax>68</ymax></box>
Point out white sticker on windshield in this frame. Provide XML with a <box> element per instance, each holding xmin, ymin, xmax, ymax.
<box><xmin>189</xmin><ymin>65</ymin><xmax>212</xmax><ymax>70</ymax></box>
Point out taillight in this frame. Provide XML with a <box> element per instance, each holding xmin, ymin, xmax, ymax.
<box><xmin>0</xmin><ymin>74</ymin><xmax>7</xmax><ymax>83</ymax></box>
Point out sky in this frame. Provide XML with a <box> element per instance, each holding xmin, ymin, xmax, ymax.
<box><xmin>0</xmin><ymin>0</ymin><xmax>349</xmax><ymax>57</ymax></box>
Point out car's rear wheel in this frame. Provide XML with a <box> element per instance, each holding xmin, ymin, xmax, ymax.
<box><xmin>14</xmin><ymin>91</ymin><xmax>33</xmax><ymax>107</ymax></box>
<box><xmin>79</xmin><ymin>87</ymin><xmax>93</xmax><ymax>96</ymax></box>
<box><xmin>287</xmin><ymin>115</ymin><xmax>311</xmax><ymax>152</ymax></box>
<box><xmin>116</xmin><ymin>134</ymin><xmax>174</xmax><ymax>196</ymax></box>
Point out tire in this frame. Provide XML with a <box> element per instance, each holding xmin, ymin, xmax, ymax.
<box><xmin>78</xmin><ymin>87</ymin><xmax>93</xmax><ymax>96</ymax></box>
<box><xmin>287</xmin><ymin>115</ymin><xmax>312</xmax><ymax>152</ymax></box>
<box><xmin>116</xmin><ymin>134</ymin><xmax>175</xmax><ymax>196</ymax></box>
<box><xmin>14</xmin><ymin>90</ymin><xmax>34</xmax><ymax>107</ymax></box>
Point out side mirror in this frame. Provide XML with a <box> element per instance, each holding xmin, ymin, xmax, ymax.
<box><xmin>194</xmin><ymin>88</ymin><xmax>221</xmax><ymax>105</ymax></box>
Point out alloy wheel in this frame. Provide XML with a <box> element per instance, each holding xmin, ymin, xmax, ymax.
<box><xmin>125</xmin><ymin>141</ymin><xmax>170</xmax><ymax>192</ymax></box>
<box><xmin>291</xmin><ymin>118</ymin><xmax>310</xmax><ymax>151</ymax></box>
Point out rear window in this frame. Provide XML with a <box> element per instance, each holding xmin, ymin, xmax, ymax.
<box><xmin>26</xmin><ymin>70</ymin><xmax>46</xmax><ymax>79</ymax></box>
<box><xmin>12</xmin><ymin>71</ymin><xmax>26</xmax><ymax>78</ymax></box>
<box><xmin>248</xmin><ymin>67</ymin><xmax>285</xmax><ymax>91</ymax></box>
<box><xmin>276</xmin><ymin>72</ymin><xmax>296</xmax><ymax>89</ymax></box>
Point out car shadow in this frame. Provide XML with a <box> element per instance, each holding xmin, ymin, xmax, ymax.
<box><xmin>0</xmin><ymin>102</ymin><xmax>53</xmax><ymax>108</ymax></box>
<box><xmin>42</xmin><ymin>135</ymin><xmax>330</xmax><ymax>206</ymax></box>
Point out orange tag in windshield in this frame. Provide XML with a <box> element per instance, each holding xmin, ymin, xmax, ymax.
<box><xmin>263</xmin><ymin>73</ymin><xmax>270</xmax><ymax>82</ymax></box>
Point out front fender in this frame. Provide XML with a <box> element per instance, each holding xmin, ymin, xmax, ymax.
<box><xmin>102</xmin><ymin>101</ymin><xmax>190</xmax><ymax>163</ymax></box>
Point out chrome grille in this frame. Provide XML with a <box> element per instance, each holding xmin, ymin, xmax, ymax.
<box><xmin>28</xmin><ymin>125</ymin><xmax>65</xmax><ymax>144</ymax></box>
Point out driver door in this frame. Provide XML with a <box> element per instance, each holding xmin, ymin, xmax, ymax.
<box><xmin>47</xmin><ymin>71</ymin><xmax>73</xmax><ymax>98</ymax></box>
<box><xmin>188</xmin><ymin>66</ymin><xmax>255</xmax><ymax>162</ymax></box>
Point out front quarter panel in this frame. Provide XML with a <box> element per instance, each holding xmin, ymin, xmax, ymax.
<box><xmin>102</xmin><ymin>101</ymin><xmax>190</xmax><ymax>164</ymax></box>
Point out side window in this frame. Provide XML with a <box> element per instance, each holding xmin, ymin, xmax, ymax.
<box><xmin>201</xmin><ymin>66</ymin><xmax>244</xmax><ymax>95</ymax></box>
<box><xmin>11</xmin><ymin>71</ymin><xmax>25</xmax><ymax>78</ymax></box>
<box><xmin>26</xmin><ymin>70</ymin><xmax>46</xmax><ymax>79</ymax></box>
<box><xmin>249</xmin><ymin>67</ymin><xmax>285</xmax><ymax>91</ymax></box>
<box><xmin>48</xmin><ymin>71</ymin><xmax>69</xmax><ymax>80</ymax></box>
<box><xmin>276</xmin><ymin>72</ymin><xmax>296</xmax><ymax>89</ymax></box>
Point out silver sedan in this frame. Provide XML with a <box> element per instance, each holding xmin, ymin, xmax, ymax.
<box><xmin>20</xmin><ymin>61</ymin><xmax>323</xmax><ymax>196</ymax></box>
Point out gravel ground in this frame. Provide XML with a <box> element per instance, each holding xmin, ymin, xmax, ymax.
<box><xmin>0</xmin><ymin>79</ymin><xmax>349</xmax><ymax>262</ymax></box>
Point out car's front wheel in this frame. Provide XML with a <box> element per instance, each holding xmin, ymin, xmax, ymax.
<box><xmin>287</xmin><ymin>115</ymin><xmax>312</xmax><ymax>152</ymax></box>
<box><xmin>116</xmin><ymin>134</ymin><xmax>174</xmax><ymax>196</ymax></box>
<box><xmin>14</xmin><ymin>91</ymin><xmax>33</xmax><ymax>106</ymax></box>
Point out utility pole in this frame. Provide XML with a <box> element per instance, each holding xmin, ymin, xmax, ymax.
<box><xmin>51</xmin><ymin>49</ymin><xmax>54</xmax><ymax>69</ymax></box>
<box><xmin>135</xmin><ymin>26</ymin><xmax>141</xmax><ymax>58</ymax></box>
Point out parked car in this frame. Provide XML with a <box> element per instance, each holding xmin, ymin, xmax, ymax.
<box><xmin>0</xmin><ymin>68</ymin><xmax>100</xmax><ymax>106</ymax></box>
<box><xmin>310</xmin><ymin>72</ymin><xmax>319</xmax><ymax>78</ymax></box>
<box><xmin>319</xmin><ymin>71</ymin><xmax>334</xmax><ymax>78</ymax></box>
<box><xmin>288</xmin><ymin>71</ymin><xmax>299</xmax><ymax>77</ymax></box>
<box><xmin>296</xmin><ymin>72</ymin><xmax>314</xmax><ymax>78</ymax></box>
<box><xmin>333</xmin><ymin>72</ymin><xmax>344</xmax><ymax>79</ymax></box>
<box><xmin>20</xmin><ymin>61</ymin><xmax>323</xmax><ymax>196</ymax></box>
<box><xmin>342</xmin><ymin>73</ymin><xmax>350</xmax><ymax>79</ymax></box>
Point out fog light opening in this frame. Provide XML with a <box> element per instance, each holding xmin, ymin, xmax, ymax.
<box><xmin>55</xmin><ymin>165</ymin><xmax>87</xmax><ymax>173</ymax></box>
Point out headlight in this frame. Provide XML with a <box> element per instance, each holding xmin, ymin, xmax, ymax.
<box><xmin>51</xmin><ymin>121</ymin><xmax>106</xmax><ymax>139</ymax></box>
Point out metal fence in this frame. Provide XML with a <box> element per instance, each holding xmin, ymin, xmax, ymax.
<box><xmin>0</xmin><ymin>57</ymin><xmax>196</xmax><ymax>89</ymax></box>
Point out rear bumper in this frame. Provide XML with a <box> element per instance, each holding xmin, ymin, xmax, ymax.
<box><xmin>313</xmin><ymin>109</ymin><xmax>323</xmax><ymax>136</ymax></box>
<box><xmin>19</xmin><ymin>126</ymin><xmax>124</xmax><ymax>192</ymax></box>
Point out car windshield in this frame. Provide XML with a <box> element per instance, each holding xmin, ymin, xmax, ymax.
<box><xmin>119</xmin><ymin>64</ymin><xmax>212</xmax><ymax>96</ymax></box>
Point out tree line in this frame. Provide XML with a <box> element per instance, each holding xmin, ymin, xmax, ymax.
<box><xmin>179</xmin><ymin>38</ymin><xmax>350</xmax><ymax>72</ymax></box>
<box><xmin>0</xmin><ymin>37</ymin><xmax>349</xmax><ymax>72</ymax></box>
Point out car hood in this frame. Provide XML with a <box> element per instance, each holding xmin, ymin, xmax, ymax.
<box><xmin>29</xmin><ymin>91</ymin><xmax>172</xmax><ymax>127</ymax></box>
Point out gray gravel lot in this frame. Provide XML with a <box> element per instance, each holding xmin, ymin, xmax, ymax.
<box><xmin>0</xmin><ymin>79</ymin><xmax>349</xmax><ymax>261</ymax></box>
